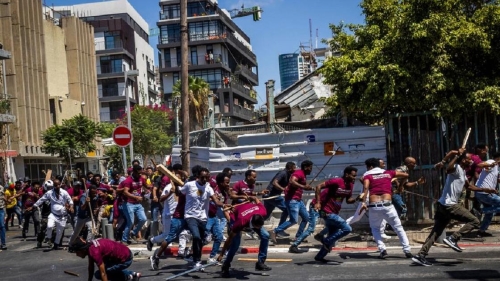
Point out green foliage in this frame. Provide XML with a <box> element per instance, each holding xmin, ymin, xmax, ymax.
<box><xmin>119</xmin><ymin>105</ymin><xmax>173</xmax><ymax>164</ymax></box>
<box><xmin>41</xmin><ymin>114</ymin><xmax>104</xmax><ymax>163</ymax></box>
<box><xmin>100</xmin><ymin>122</ymin><xmax>116</xmax><ymax>138</ymax></box>
<box><xmin>104</xmin><ymin>145</ymin><xmax>129</xmax><ymax>174</ymax></box>
<box><xmin>321</xmin><ymin>0</ymin><xmax>500</xmax><ymax>122</ymax></box>
<box><xmin>173</xmin><ymin>76</ymin><xmax>210</xmax><ymax>131</ymax></box>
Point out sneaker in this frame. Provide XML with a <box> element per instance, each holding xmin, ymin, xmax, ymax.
<box><xmin>36</xmin><ymin>242</ymin><xmax>42</xmax><ymax>248</ymax></box>
<box><xmin>404</xmin><ymin>251</ymin><xmax>413</xmax><ymax>258</ymax></box>
<box><xmin>132</xmin><ymin>272</ymin><xmax>141</xmax><ymax>281</ymax></box>
<box><xmin>0</xmin><ymin>245</ymin><xmax>6</xmax><ymax>250</ymax></box>
<box><xmin>313</xmin><ymin>233</ymin><xmax>323</xmax><ymax>242</ymax></box>
<box><xmin>288</xmin><ymin>245</ymin><xmax>302</xmax><ymax>253</ymax></box>
<box><xmin>221</xmin><ymin>265</ymin><xmax>231</xmax><ymax>278</ymax></box>
<box><xmin>208</xmin><ymin>257</ymin><xmax>221</xmax><ymax>265</ymax></box>
<box><xmin>255</xmin><ymin>262</ymin><xmax>271</xmax><ymax>271</ymax></box>
<box><xmin>276</xmin><ymin>231</ymin><xmax>290</xmax><ymax>238</ymax></box>
<box><xmin>43</xmin><ymin>238</ymin><xmax>50</xmax><ymax>244</ymax></box>
<box><xmin>477</xmin><ymin>231</ymin><xmax>493</xmax><ymax>238</ymax></box>
<box><xmin>379</xmin><ymin>250</ymin><xmax>388</xmax><ymax>259</ymax></box>
<box><xmin>269</xmin><ymin>231</ymin><xmax>277</xmax><ymax>244</ymax></box>
<box><xmin>443</xmin><ymin>236</ymin><xmax>463</xmax><ymax>252</ymax></box>
<box><xmin>321</xmin><ymin>239</ymin><xmax>331</xmax><ymax>253</ymax></box>
<box><xmin>52</xmin><ymin>244</ymin><xmax>59</xmax><ymax>250</ymax></box>
<box><xmin>147</xmin><ymin>237</ymin><xmax>153</xmax><ymax>252</ymax></box>
<box><xmin>223</xmin><ymin>235</ymin><xmax>227</xmax><ymax>242</ymax></box>
<box><xmin>381</xmin><ymin>233</ymin><xmax>391</xmax><ymax>239</ymax></box>
<box><xmin>130</xmin><ymin>232</ymin><xmax>137</xmax><ymax>241</ymax></box>
<box><xmin>314</xmin><ymin>257</ymin><xmax>329</xmax><ymax>263</ymax></box>
<box><xmin>47</xmin><ymin>241</ymin><xmax>53</xmax><ymax>248</ymax></box>
<box><xmin>193</xmin><ymin>261</ymin><xmax>203</xmax><ymax>271</ymax></box>
<box><xmin>412</xmin><ymin>254</ymin><xmax>432</xmax><ymax>266</ymax></box>
<box><xmin>150</xmin><ymin>255</ymin><xmax>159</xmax><ymax>271</ymax></box>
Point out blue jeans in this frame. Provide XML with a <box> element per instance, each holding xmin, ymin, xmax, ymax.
<box><xmin>122</xmin><ymin>203</ymin><xmax>147</xmax><ymax>242</ymax></box>
<box><xmin>293</xmin><ymin>207</ymin><xmax>319</xmax><ymax>246</ymax></box>
<box><xmin>185</xmin><ymin>218</ymin><xmax>207</xmax><ymax>262</ymax></box>
<box><xmin>315</xmin><ymin>213</ymin><xmax>352</xmax><ymax>259</ymax></box>
<box><xmin>263</xmin><ymin>195</ymin><xmax>289</xmax><ymax>226</ymax></box>
<box><xmin>151</xmin><ymin>203</ymin><xmax>161</xmax><ymax>222</ymax></box>
<box><xmin>6</xmin><ymin>206</ymin><xmax>22</xmax><ymax>226</ymax></box>
<box><xmin>223</xmin><ymin>227</ymin><xmax>269</xmax><ymax>267</ymax></box>
<box><xmin>0</xmin><ymin>209</ymin><xmax>5</xmax><ymax>245</ymax></box>
<box><xmin>94</xmin><ymin>250</ymin><xmax>133</xmax><ymax>280</ymax></box>
<box><xmin>477</xmin><ymin>193</ymin><xmax>500</xmax><ymax>231</ymax></box>
<box><xmin>165</xmin><ymin>218</ymin><xmax>186</xmax><ymax>244</ymax></box>
<box><xmin>274</xmin><ymin>200</ymin><xmax>309</xmax><ymax>238</ymax></box>
<box><xmin>392</xmin><ymin>193</ymin><xmax>407</xmax><ymax>217</ymax></box>
<box><xmin>206</xmin><ymin>216</ymin><xmax>223</xmax><ymax>258</ymax></box>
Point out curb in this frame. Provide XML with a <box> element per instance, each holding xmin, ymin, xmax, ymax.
<box><xmin>129</xmin><ymin>242</ymin><xmax>500</xmax><ymax>256</ymax></box>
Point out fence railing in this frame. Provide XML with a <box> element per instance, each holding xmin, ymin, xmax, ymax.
<box><xmin>163</xmin><ymin>53</ymin><xmax>226</xmax><ymax>68</ymax></box>
<box><xmin>95</xmin><ymin>40</ymin><xmax>124</xmax><ymax>51</ymax></box>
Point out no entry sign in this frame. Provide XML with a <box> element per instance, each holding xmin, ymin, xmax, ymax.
<box><xmin>112</xmin><ymin>126</ymin><xmax>132</xmax><ymax>147</ymax></box>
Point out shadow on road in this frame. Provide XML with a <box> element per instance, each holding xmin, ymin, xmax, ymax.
<box><xmin>445</xmin><ymin>269</ymin><xmax>500</xmax><ymax>280</ymax></box>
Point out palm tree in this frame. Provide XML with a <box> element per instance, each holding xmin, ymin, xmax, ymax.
<box><xmin>173</xmin><ymin>76</ymin><xmax>210</xmax><ymax>131</ymax></box>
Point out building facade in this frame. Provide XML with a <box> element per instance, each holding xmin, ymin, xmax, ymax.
<box><xmin>279</xmin><ymin>52</ymin><xmax>314</xmax><ymax>91</ymax></box>
<box><xmin>51</xmin><ymin>0</ymin><xmax>159</xmax><ymax>123</ymax></box>
<box><xmin>0</xmin><ymin>0</ymin><xmax>101</xmax><ymax>182</ymax></box>
<box><xmin>157</xmin><ymin>0</ymin><xmax>259</xmax><ymax>126</ymax></box>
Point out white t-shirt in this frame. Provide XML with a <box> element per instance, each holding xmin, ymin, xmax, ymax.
<box><xmin>476</xmin><ymin>160</ymin><xmax>499</xmax><ymax>194</ymax></box>
<box><xmin>439</xmin><ymin>164</ymin><xmax>466</xmax><ymax>206</ymax></box>
<box><xmin>162</xmin><ymin>184</ymin><xmax>178</xmax><ymax>216</ymax></box>
<box><xmin>181</xmin><ymin>180</ymin><xmax>214</xmax><ymax>221</ymax></box>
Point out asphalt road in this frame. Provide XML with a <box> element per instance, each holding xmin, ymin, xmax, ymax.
<box><xmin>2</xmin><ymin>238</ymin><xmax>500</xmax><ymax>281</ymax></box>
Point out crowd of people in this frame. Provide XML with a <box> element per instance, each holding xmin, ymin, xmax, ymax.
<box><xmin>0</xmin><ymin>142</ymin><xmax>499</xmax><ymax>279</ymax></box>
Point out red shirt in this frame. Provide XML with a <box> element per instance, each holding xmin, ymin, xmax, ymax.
<box><xmin>365</xmin><ymin>170</ymin><xmax>397</xmax><ymax>195</ymax></box>
<box><xmin>231</xmin><ymin>202</ymin><xmax>267</xmax><ymax>232</ymax></box>
<box><xmin>284</xmin><ymin>169</ymin><xmax>307</xmax><ymax>201</ymax></box>
<box><xmin>172</xmin><ymin>193</ymin><xmax>186</xmax><ymax>219</ymax></box>
<box><xmin>88</xmin><ymin>239</ymin><xmax>131</xmax><ymax>266</ymax></box>
<box><xmin>67</xmin><ymin>187</ymin><xmax>84</xmax><ymax>202</ymax></box>
<box><xmin>321</xmin><ymin>178</ymin><xmax>353</xmax><ymax>214</ymax></box>
<box><xmin>467</xmin><ymin>154</ymin><xmax>483</xmax><ymax>180</ymax></box>
<box><xmin>23</xmin><ymin>187</ymin><xmax>43</xmax><ymax>208</ymax></box>
<box><xmin>122</xmin><ymin>176</ymin><xmax>146</xmax><ymax>204</ymax></box>
<box><xmin>232</xmin><ymin>181</ymin><xmax>255</xmax><ymax>196</ymax></box>
<box><xmin>209</xmin><ymin>176</ymin><xmax>217</xmax><ymax>189</ymax></box>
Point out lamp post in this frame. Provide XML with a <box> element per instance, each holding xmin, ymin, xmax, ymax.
<box><xmin>123</xmin><ymin>68</ymin><xmax>139</xmax><ymax>165</ymax></box>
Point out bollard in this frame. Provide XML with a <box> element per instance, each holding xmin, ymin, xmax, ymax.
<box><xmin>101</xmin><ymin>218</ymin><xmax>108</xmax><ymax>238</ymax></box>
<box><xmin>105</xmin><ymin>224</ymin><xmax>114</xmax><ymax>240</ymax></box>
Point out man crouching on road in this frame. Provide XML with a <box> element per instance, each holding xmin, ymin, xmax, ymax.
<box><xmin>217</xmin><ymin>199</ymin><xmax>271</xmax><ymax>278</ymax></box>
<box><xmin>70</xmin><ymin>237</ymin><xmax>141</xmax><ymax>281</ymax></box>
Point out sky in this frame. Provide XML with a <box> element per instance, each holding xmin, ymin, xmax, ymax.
<box><xmin>45</xmin><ymin>0</ymin><xmax>365</xmax><ymax>105</ymax></box>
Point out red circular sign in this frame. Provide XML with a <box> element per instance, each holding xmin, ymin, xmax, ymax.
<box><xmin>112</xmin><ymin>126</ymin><xmax>132</xmax><ymax>147</ymax></box>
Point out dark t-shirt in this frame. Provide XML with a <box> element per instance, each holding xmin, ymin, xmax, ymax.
<box><xmin>266</xmin><ymin>170</ymin><xmax>290</xmax><ymax>196</ymax></box>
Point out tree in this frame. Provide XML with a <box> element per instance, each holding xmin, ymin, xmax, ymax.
<box><xmin>173</xmin><ymin>76</ymin><xmax>210</xmax><ymax>131</ymax></box>
<box><xmin>118</xmin><ymin>105</ymin><xmax>173</xmax><ymax>166</ymax></box>
<box><xmin>321</xmin><ymin>0</ymin><xmax>500</xmax><ymax>122</ymax></box>
<box><xmin>41</xmin><ymin>114</ymin><xmax>104</xmax><ymax>166</ymax></box>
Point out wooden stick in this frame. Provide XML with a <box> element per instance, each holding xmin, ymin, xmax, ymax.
<box><xmin>82</xmin><ymin>178</ymin><xmax>97</xmax><ymax>236</ymax></box>
<box><xmin>462</xmin><ymin>127</ymin><xmax>472</xmax><ymax>149</ymax></box>
<box><xmin>261</xmin><ymin>195</ymin><xmax>281</xmax><ymax>201</ymax></box>
<box><xmin>150</xmin><ymin>158</ymin><xmax>157</xmax><ymax>167</ymax></box>
<box><xmin>308</xmin><ymin>147</ymin><xmax>340</xmax><ymax>185</ymax></box>
<box><xmin>224</xmin><ymin>200</ymin><xmax>249</xmax><ymax>211</ymax></box>
<box><xmin>45</xmin><ymin>169</ymin><xmax>52</xmax><ymax>182</ymax></box>
<box><xmin>156</xmin><ymin>164</ymin><xmax>184</xmax><ymax>186</ymax></box>
<box><xmin>238</xmin><ymin>258</ymin><xmax>292</xmax><ymax>262</ymax></box>
<box><xmin>64</xmin><ymin>270</ymin><xmax>80</xmax><ymax>277</ymax></box>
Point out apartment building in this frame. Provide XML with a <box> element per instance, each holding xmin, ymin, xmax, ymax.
<box><xmin>52</xmin><ymin>0</ymin><xmax>160</xmax><ymax>122</ymax></box>
<box><xmin>157</xmin><ymin>0</ymin><xmax>259</xmax><ymax>126</ymax></box>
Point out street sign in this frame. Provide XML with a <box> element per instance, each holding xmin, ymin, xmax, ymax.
<box><xmin>112</xmin><ymin>126</ymin><xmax>132</xmax><ymax>147</ymax></box>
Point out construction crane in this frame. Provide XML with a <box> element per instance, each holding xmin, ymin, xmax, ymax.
<box><xmin>229</xmin><ymin>5</ymin><xmax>263</xmax><ymax>20</ymax></box>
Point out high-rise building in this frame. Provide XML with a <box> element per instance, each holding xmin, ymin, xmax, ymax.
<box><xmin>279</xmin><ymin>52</ymin><xmax>315</xmax><ymax>91</ymax></box>
<box><xmin>157</xmin><ymin>0</ymin><xmax>259</xmax><ymax>127</ymax></box>
<box><xmin>51</xmin><ymin>0</ymin><xmax>160</xmax><ymax>123</ymax></box>
<box><xmin>0</xmin><ymin>1</ymin><xmax>100</xmax><ymax>181</ymax></box>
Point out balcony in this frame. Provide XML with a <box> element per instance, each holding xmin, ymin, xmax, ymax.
<box><xmin>97</xmin><ymin>65</ymin><xmax>124</xmax><ymax>79</ymax></box>
<box><xmin>159</xmin><ymin>53</ymin><xmax>230</xmax><ymax>72</ymax></box>
<box><xmin>157</xmin><ymin>32</ymin><xmax>257</xmax><ymax>65</ymax></box>
<box><xmin>148</xmin><ymin>83</ymin><xmax>158</xmax><ymax>95</ymax></box>
<box><xmin>229</xmin><ymin>82</ymin><xmax>257</xmax><ymax>103</ymax></box>
<box><xmin>236</xmin><ymin>64</ymin><xmax>258</xmax><ymax>85</ymax></box>
<box><xmin>225</xmin><ymin>104</ymin><xmax>254</xmax><ymax>121</ymax></box>
<box><xmin>98</xmin><ymin>87</ymin><xmax>126</xmax><ymax>102</ymax></box>
<box><xmin>147</xmin><ymin>62</ymin><xmax>155</xmax><ymax>75</ymax></box>
<box><xmin>95</xmin><ymin>41</ymin><xmax>133</xmax><ymax>59</ymax></box>
<box><xmin>100</xmin><ymin>110</ymin><xmax>124</xmax><ymax>122</ymax></box>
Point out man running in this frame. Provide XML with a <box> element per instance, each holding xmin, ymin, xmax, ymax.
<box><xmin>412</xmin><ymin>149</ymin><xmax>485</xmax><ymax>266</ymax></box>
<box><xmin>121</xmin><ymin>165</ymin><xmax>147</xmax><ymax>244</ymax></box>
<box><xmin>476</xmin><ymin>152</ymin><xmax>500</xmax><ymax>236</ymax></box>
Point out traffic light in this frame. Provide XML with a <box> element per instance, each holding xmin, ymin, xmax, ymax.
<box><xmin>253</xmin><ymin>6</ymin><xmax>261</xmax><ymax>21</ymax></box>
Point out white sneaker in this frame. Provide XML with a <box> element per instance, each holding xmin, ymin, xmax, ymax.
<box><xmin>381</xmin><ymin>233</ymin><xmax>391</xmax><ymax>239</ymax></box>
<box><xmin>222</xmin><ymin>235</ymin><xmax>227</xmax><ymax>242</ymax></box>
<box><xmin>207</xmin><ymin>257</ymin><xmax>221</xmax><ymax>265</ymax></box>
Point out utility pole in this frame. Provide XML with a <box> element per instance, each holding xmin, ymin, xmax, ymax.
<box><xmin>265</xmin><ymin>80</ymin><xmax>276</xmax><ymax>133</ymax></box>
<box><xmin>180</xmin><ymin>0</ymin><xmax>190</xmax><ymax>171</ymax></box>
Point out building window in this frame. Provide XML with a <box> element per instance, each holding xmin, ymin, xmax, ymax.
<box><xmin>102</xmin><ymin>80</ymin><xmax>119</xmax><ymax>97</ymax></box>
<box><xmin>173</xmin><ymin>72</ymin><xmax>180</xmax><ymax>85</ymax></box>
<box><xmin>160</xmin><ymin>24</ymin><xmax>180</xmax><ymax>44</ymax></box>
<box><xmin>104</xmin><ymin>31</ymin><xmax>121</xmax><ymax>49</ymax></box>
<box><xmin>164</xmin><ymin>50</ymin><xmax>171</xmax><ymax>68</ymax></box>
<box><xmin>188</xmin><ymin>21</ymin><xmax>222</xmax><ymax>41</ymax></box>
<box><xmin>190</xmin><ymin>47</ymin><xmax>198</xmax><ymax>65</ymax></box>
<box><xmin>189</xmin><ymin>69</ymin><xmax>225</xmax><ymax>90</ymax></box>
<box><xmin>100</xmin><ymin>55</ymin><xmax>123</xmax><ymax>73</ymax></box>
<box><xmin>162</xmin><ymin>4</ymin><xmax>180</xmax><ymax>20</ymax></box>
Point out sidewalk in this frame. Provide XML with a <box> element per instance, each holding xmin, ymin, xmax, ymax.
<box><xmin>127</xmin><ymin>223</ymin><xmax>500</xmax><ymax>257</ymax></box>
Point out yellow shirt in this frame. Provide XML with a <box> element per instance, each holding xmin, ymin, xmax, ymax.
<box><xmin>5</xmin><ymin>188</ymin><xmax>17</xmax><ymax>209</ymax></box>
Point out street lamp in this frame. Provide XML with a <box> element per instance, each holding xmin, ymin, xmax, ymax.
<box><xmin>123</xmin><ymin>68</ymin><xmax>139</xmax><ymax>165</ymax></box>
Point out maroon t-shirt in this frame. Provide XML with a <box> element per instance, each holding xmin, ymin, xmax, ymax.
<box><xmin>122</xmin><ymin>176</ymin><xmax>146</xmax><ymax>204</ymax></box>
<box><xmin>232</xmin><ymin>181</ymin><xmax>255</xmax><ymax>196</ymax></box>
<box><xmin>88</xmin><ymin>239</ymin><xmax>131</xmax><ymax>266</ymax></box>
<box><xmin>209</xmin><ymin>176</ymin><xmax>217</xmax><ymax>189</ymax></box>
<box><xmin>231</xmin><ymin>202</ymin><xmax>267</xmax><ymax>232</ymax></box>
<box><xmin>284</xmin><ymin>169</ymin><xmax>307</xmax><ymax>201</ymax></box>
<box><xmin>172</xmin><ymin>193</ymin><xmax>186</xmax><ymax>219</ymax></box>
<box><xmin>321</xmin><ymin>178</ymin><xmax>353</xmax><ymax>214</ymax></box>
<box><xmin>365</xmin><ymin>170</ymin><xmax>397</xmax><ymax>195</ymax></box>
<box><xmin>23</xmin><ymin>187</ymin><xmax>43</xmax><ymax>208</ymax></box>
